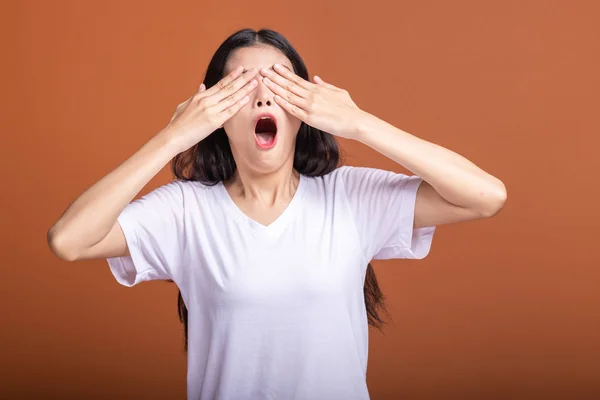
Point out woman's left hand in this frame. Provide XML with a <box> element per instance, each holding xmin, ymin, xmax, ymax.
<box><xmin>260</xmin><ymin>64</ymin><xmax>365</xmax><ymax>140</ymax></box>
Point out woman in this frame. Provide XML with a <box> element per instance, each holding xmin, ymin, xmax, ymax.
<box><xmin>48</xmin><ymin>28</ymin><xmax>506</xmax><ymax>400</ymax></box>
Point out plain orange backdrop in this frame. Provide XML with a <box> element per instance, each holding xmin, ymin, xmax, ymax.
<box><xmin>3</xmin><ymin>0</ymin><xmax>599</xmax><ymax>399</ymax></box>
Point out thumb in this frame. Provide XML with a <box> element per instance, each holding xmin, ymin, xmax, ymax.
<box><xmin>199</xmin><ymin>83</ymin><xmax>206</xmax><ymax>92</ymax></box>
<box><xmin>314</xmin><ymin>75</ymin><xmax>336</xmax><ymax>89</ymax></box>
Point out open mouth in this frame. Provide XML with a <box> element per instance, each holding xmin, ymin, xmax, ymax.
<box><xmin>254</xmin><ymin>114</ymin><xmax>278</xmax><ymax>148</ymax></box>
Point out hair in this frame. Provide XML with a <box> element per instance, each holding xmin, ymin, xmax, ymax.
<box><xmin>169</xmin><ymin>28</ymin><xmax>389</xmax><ymax>352</ymax></box>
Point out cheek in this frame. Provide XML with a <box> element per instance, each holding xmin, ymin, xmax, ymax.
<box><xmin>223</xmin><ymin>110</ymin><xmax>250</xmax><ymax>137</ymax></box>
<box><xmin>289</xmin><ymin>116</ymin><xmax>302</xmax><ymax>134</ymax></box>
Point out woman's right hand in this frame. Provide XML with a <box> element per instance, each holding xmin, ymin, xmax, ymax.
<box><xmin>163</xmin><ymin>66</ymin><xmax>259</xmax><ymax>153</ymax></box>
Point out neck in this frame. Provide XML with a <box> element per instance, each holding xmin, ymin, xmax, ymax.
<box><xmin>226</xmin><ymin>164</ymin><xmax>300</xmax><ymax>207</ymax></box>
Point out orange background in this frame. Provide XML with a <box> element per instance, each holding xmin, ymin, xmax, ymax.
<box><xmin>3</xmin><ymin>0</ymin><xmax>599</xmax><ymax>399</ymax></box>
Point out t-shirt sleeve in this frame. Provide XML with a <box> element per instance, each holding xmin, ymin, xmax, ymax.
<box><xmin>339</xmin><ymin>166</ymin><xmax>436</xmax><ymax>261</ymax></box>
<box><xmin>106</xmin><ymin>180</ymin><xmax>186</xmax><ymax>287</ymax></box>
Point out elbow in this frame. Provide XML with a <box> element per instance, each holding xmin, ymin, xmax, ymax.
<box><xmin>47</xmin><ymin>227</ymin><xmax>79</xmax><ymax>262</ymax></box>
<box><xmin>480</xmin><ymin>182</ymin><xmax>507</xmax><ymax>218</ymax></box>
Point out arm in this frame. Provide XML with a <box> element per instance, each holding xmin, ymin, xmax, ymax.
<box><xmin>47</xmin><ymin>130</ymin><xmax>180</xmax><ymax>261</ymax></box>
<box><xmin>354</xmin><ymin>111</ymin><xmax>507</xmax><ymax>228</ymax></box>
<box><xmin>256</xmin><ymin>65</ymin><xmax>506</xmax><ymax>228</ymax></box>
<box><xmin>47</xmin><ymin>66</ymin><xmax>260</xmax><ymax>262</ymax></box>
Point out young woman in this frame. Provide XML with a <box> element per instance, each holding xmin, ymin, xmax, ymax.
<box><xmin>48</xmin><ymin>28</ymin><xmax>506</xmax><ymax>400</ymax></box>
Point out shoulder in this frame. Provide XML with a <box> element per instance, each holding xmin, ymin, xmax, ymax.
<box><xmin>318</xmin><ymin>165</ymin><xmax>405</xmax><ymax>187</ymax></box>
<box><xmin>306</xmin><ymin>165</ymin><xmax>383</xmax><ymax>190</ymax></box>
<box><xmin>313</xmin><ymin>165</ymin><xmax>364</xmax><ymax>183</ymax></box>
<box><xmin>138</xmin><ymin>179</ymin><xmax>221</xmax><ymax>209</ymax></box>
<box><xmin>313</xmin><ymin>166</ymin><xmax>423</xmax><ymax>207</ymax></box>
<box><xmin>304</xmin><ymin>166</ymin><xmax>386</xmax><ymax>202</ymax></box>
<box><xmin>162</xmin><ymin>179</ymin><xmax>220</xmax><ymax>195</ymax></box>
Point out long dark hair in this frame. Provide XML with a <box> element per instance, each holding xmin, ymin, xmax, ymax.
<box><xmin>170</xmin><ymin>28</ymin><xmax>388</xmax><ymax>352</ymax></box>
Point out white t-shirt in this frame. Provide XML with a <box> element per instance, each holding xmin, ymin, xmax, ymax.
<box><xmin>106</xmin><ymin>165</ymin><xmax>436</xmax><ymax>400</ymax></box>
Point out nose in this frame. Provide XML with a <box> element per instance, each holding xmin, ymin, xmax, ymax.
<box><xmin>254</xmin><ymin>79</ymin><xmax>273</xmax><ymax>108</ymax></box>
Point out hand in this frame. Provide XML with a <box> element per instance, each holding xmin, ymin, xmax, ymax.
<box><xmin>164</xmin><ymin>66</ymin><xmax>259</xmax><ymax>153</ymax></box>
<box><xmin>260</xmin><ymin>64</ymin><xmax>364</xmax><ymax>140</ymax></box>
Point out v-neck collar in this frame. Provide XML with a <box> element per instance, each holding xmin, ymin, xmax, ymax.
<box><xmin>217</xmin><ymin>173</ymin><xmax>307</xmax><ymax>239</ymax></box>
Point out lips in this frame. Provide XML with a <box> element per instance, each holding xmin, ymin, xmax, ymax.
<box><xmin>254</xmin><ymin>113</ymin><xmax>278</xmax><ymax>149</ymax></box>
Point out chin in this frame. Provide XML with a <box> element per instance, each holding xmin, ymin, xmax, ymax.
<box><xmin>243</xmin><ymin>136</ymin><xmax>297</xmax><ymax>171</ymax></box>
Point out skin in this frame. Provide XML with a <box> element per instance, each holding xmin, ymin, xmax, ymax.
<box><xmin>258</xmin><ymin>59</ymin><xmax>508</xmax><ymax>228</ymax></box>
<box><xmin>47</xmin><ymin>43</ymin><xmax>506</xmax><ymax>262</ymax></box>
<box><xmin>220</xmin><ymin>44</ymin><xmax>304</xmax><ymax>227</ymax></box>
<box><xmin>220</xmin><ymin>43</ymin><xmax>507</xmax><ymax>229</ymax></box>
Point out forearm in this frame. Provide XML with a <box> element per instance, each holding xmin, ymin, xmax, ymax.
<box><xmin>355</xmin><ymin>111</ymin><xmax>507</xmax><ymax>214</ymax></box>
<box><xmin>48</xmin><ymin>128</ymin><xmax>180</xmax><ymax>255</ymax></box>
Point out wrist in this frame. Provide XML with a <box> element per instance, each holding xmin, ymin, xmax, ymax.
<box><xmin>353</xmin><ymin>110</ymin><xmax>376</xmax><ymax>143</ymax></box>
<box><xmin>155</xmin><ymin>127</ymin><xmax>185</xmax><ymax>157</ymax></box>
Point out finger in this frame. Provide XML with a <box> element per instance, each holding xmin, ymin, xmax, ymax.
<box><xmin>199</xmin><ymin>83</ymin><xmax>206</xmax><ymax>92</ymax></box>
<box><xmin>261</xmin><ymin>66</ymin><xmax>310</xmax><ymax>98</ymax></box>
<box><xmin>170</xmin><ymin>99</ymin><xmax>186</xmax><ymax>122</ymax></box>
<box><xmin>199</xmin><ymin>67</ymin><xmax>242</xmax><ymax>98</ymax></box>
<box><xmin>314</xmin><ymin>75</ymin><xmax>337</xmax><ymax>90</ymax></box>
<box><xmin>209</xmin><ymin>67</ymin><xmax>259</xmax><ymax>104</ymax></box>
<box><xmin>273</xmin><ymin>94</ymin><xmax>308</xmax><ymax>120</ymax></box>
<box><xmin>263</xmin><ymin>77</ymin><xmax>309</xmax><ymax>109</ymax></box>
<box><xmin>217</xmin><ymin>93</ymin><xmax>251</xmax><ymax>120</ymax></box>
<box><xmin>201</xmin><ymin>66</ymin><xmax>246</xmax><ymax>98</ymax></box>
<box><xmin>272</xmin><ymin>64</ymin><xmax>313</xmax><ymax>91</ymax></box>
<box><xmin>213</xmin><ymin>78</ymin><xmax>259</xmax><ymax>113</ymax></box>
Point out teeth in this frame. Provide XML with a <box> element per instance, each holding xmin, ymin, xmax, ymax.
<box><xmin>260</xmin><ymin>117</ymin><xmax>269</xmax><ymax>120</ymax></box>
